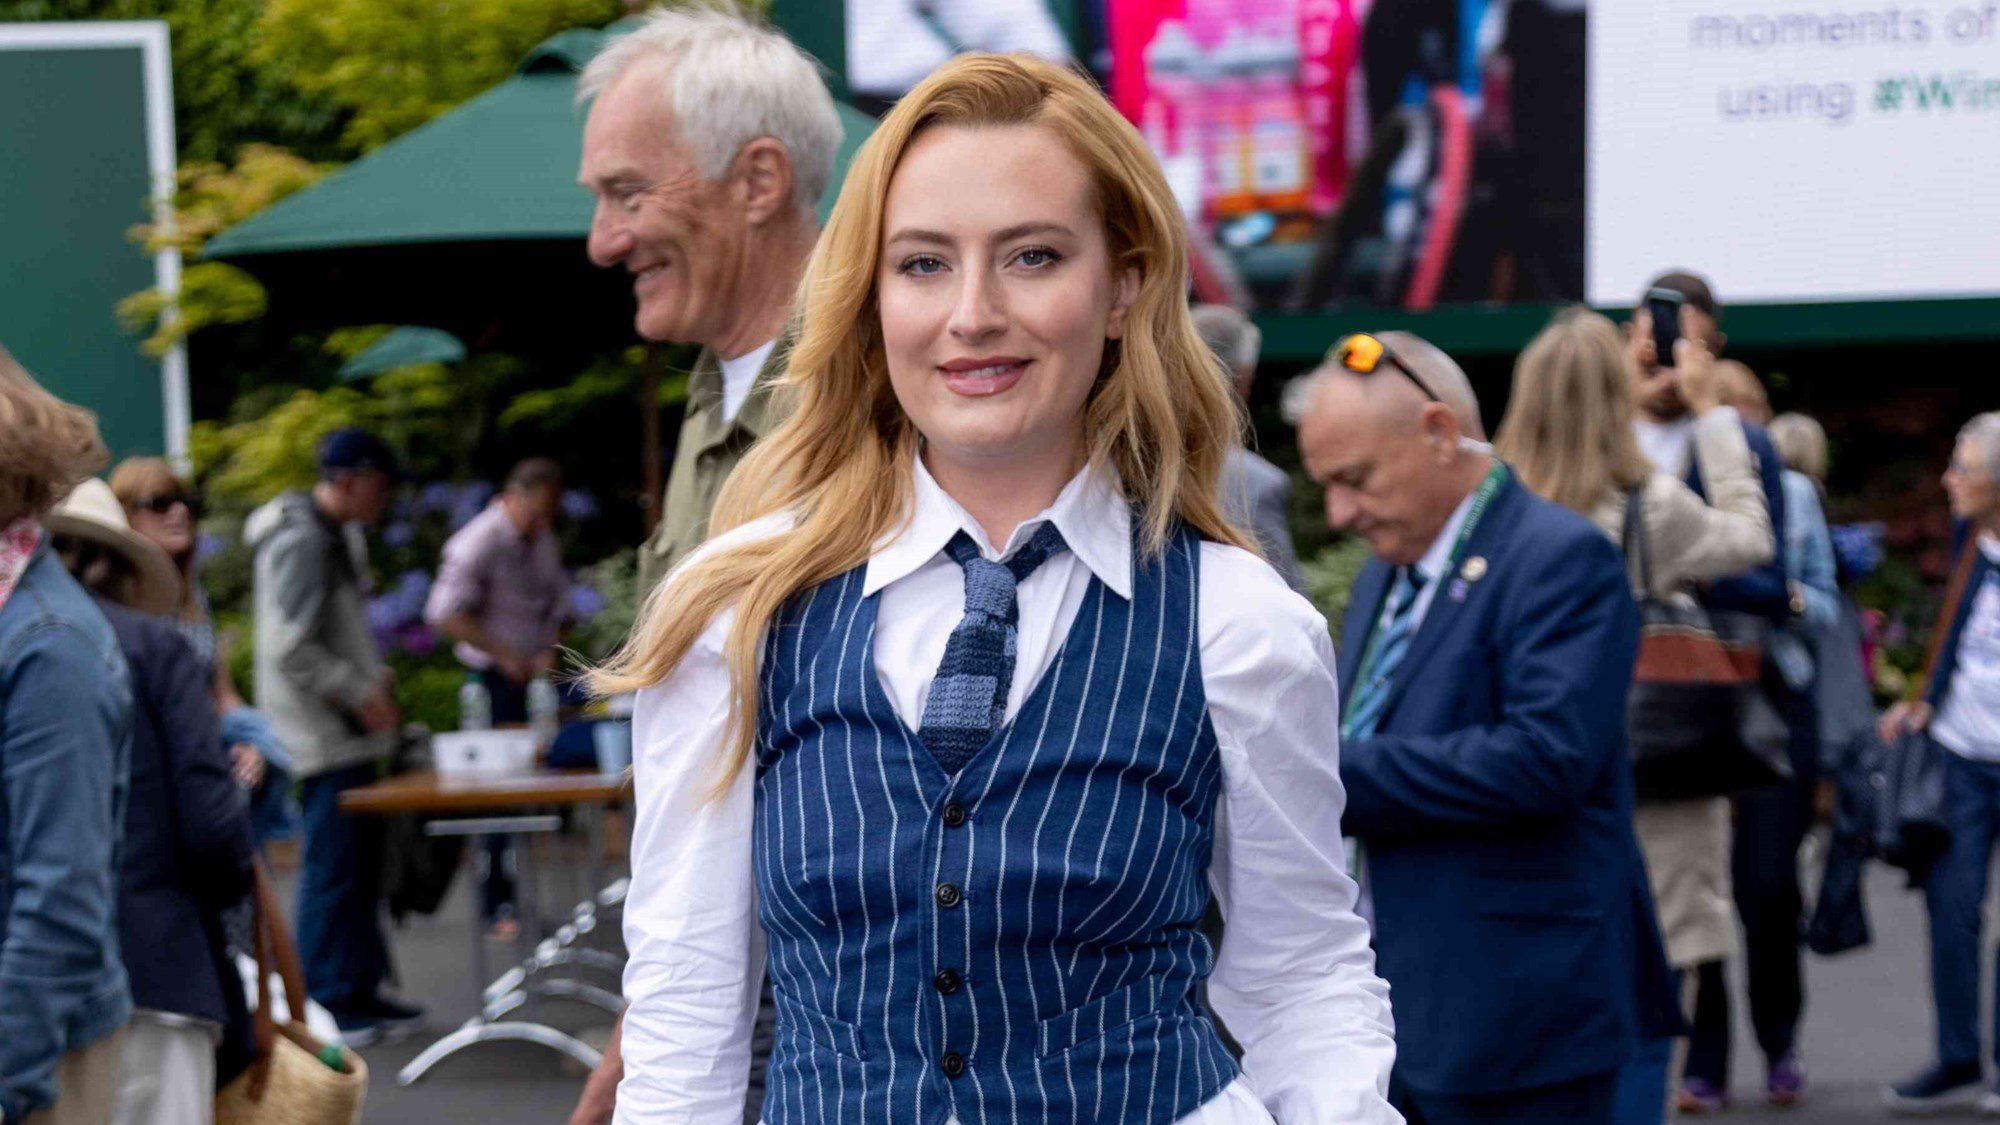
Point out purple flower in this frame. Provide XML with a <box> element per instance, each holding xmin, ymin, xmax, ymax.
<box><xmin>194</xmin><ymin>532</ymin><xmax>227</xmax><ymax>563</ymax></box>
<box><xmin>382</xmin><ymin>520</ymin><xmax>416</xmax><ymax>549</ymax></box>
<box><xmin>569</xmin><ymin>581</ymin><xmax>607</xmax><ymax>620</ymax></box>
<box><xmin>448</xmin><ymin>482</ymin><xmax>495</xmax><ymax>531</ymax></box>
<box><xmin>561</xmin><ymin>489</ymin><xmax>600</xmax><ymax>522</ymax></box>
<box><xmin>417</xmin><ymin>481</ymin><xmax>458</xmax><ymax>514</ymax></box>
<box><xmin>365</xmin><ymin>595</ymin><xmax>404</xmax><ymax>635</ymax></box>
<box><xmin>392</xmin><ymin>622</ymin><xmax>438</xmax><ymax>656</ymax></box>
<box><xmin>1830</xmin><ymin>522</ymin><xmax>1885</xmax><ymax>584</ymax></box>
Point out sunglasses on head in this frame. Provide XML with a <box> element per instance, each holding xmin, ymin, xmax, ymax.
<box><xmin>1329</xmin><ymin>333</ymin><xmax>1444</xmax><ymax>404</ymax></box>
<box><xmin>136</xmin><ymin>492</ymin><xmax>201</xmax><ymax>518</ymax></box>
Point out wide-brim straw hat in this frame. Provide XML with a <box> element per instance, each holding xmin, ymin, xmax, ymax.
<box><xmin>44</xmin><ymin>478</ymin><xmax>184</xmax><ymax>616</ymax></box>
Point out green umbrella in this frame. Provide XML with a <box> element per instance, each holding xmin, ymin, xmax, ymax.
<box><xmin>337</xmin><ymin>326</ymin><xmax>466</xmax><ymax>381</ymax></box>
<box><xmin>204</xmin><ymin>22</ymin><xmax>878</xmax><ymax>350</ymax></box>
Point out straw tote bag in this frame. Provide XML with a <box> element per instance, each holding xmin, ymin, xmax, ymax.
<box><xmin>215</xmin><ymin>862</ymin><xmax>368</xmax><ymax>1125</ymax></box>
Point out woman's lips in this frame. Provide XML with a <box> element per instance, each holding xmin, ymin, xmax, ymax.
<box><xmin>940</xmin><ymin>359</ymin><xmax>1029</xmax><ymax>397</ymax></box>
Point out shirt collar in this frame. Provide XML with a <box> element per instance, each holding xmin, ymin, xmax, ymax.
<box><xmin>863</xmin><ymin>456</ymin><xmax>1133</xmax><ymax>600</ymax></box>
<box><xmin>1412</xmin><ymin>482</ymin><xmax>1481</xmax><ymax>586</ymax></box>
<box><xmin>478</xmin><ymin>498</ymin><xmax>532</xmax><ymax>543</ymax></box>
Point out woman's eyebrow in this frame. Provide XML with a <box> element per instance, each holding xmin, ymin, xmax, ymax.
<box><xmin>883</xmin><ymin>222</ymin><xmax>1077</xmax><ymax>248</ymax></box>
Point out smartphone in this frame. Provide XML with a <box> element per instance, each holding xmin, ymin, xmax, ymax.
<box><xmin>1646</xmin><ymin>287</ymin><xmax>1685</xmax><ymax>369</ymax></box>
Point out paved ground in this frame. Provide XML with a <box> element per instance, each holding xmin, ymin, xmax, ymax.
<box><xmin>320</xmin><ymin>836</ymin><xmax>1984</xmax><ymax>1123</ymax></box>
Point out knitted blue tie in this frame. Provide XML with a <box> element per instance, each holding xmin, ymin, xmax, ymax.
<box><xmin>917</xmin><ymin>523</ymin><xmax>1070</xmax><ymax>775</ymax></box>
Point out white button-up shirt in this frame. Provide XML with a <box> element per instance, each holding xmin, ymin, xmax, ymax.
<box><xmin>616</xmin><ymin>459</ymin><xmax>1400</xmax><ymax>1125</ymax></box>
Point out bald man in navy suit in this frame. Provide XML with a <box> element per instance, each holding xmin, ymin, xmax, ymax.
<box><xmin>1296</xmin><ymin>332</ymin><xmax>1679</xmax><ymax>1124</ymax></box>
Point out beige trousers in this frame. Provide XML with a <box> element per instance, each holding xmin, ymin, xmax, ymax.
<box><xmin>22</xmin><ymin>1027</ymin><xmax>127</xmax><ymax>1125</ymax></box>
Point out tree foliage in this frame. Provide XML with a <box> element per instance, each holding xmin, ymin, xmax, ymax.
<box><xmin>254</xmin><ymin>0</ymin><xmax>622</xmax><ymax>150</ymax></box>
<box><xmin>0</xmin><ymin>0</ymin><xmax>347</xmax><ymax>161</ymax></box>
<box><xmin>118</xmin><ymin>145</ymin><xmax>332</xmax><ymax>355</ymax></box>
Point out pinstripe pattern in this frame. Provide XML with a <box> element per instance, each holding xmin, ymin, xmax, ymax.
<box><xmin>753</xmin><ymin>523</ymin><xmax>1236</xmax><ymax>1124</ymax></box>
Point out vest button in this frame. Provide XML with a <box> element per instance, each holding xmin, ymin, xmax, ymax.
<box><xmin>935</xmin><ymin>882</ymin><xmax>962</xmax><ymax>909</ymax></box>
<box><xmin>942</xmin><ymin>802</ymin><xmax>967</xmax><ymax>828</ymax></box>
<box><xmin>934</xmin><ymin>969</ymin><xmax>962</xmax><ymax>995</ymax></box>
<box><xmin>941</xmin><ymin>1052</ymin><xmax>966</xmax><ymax>1078</ymax></box>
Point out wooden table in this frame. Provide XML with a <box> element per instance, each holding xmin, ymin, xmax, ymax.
<box><xmin>340</xmin><ymin>766</ymin><xmax>632</xmax><ymax>1085</ymax></box>
<box><xmin>339</xmin><ymin>767</ymin><xmax>629</xmax><ymax>816</ymax></box>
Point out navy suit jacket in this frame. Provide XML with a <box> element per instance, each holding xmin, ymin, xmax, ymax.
<box><xmin>97</xmin><ymin>599</ymin><xmax>256</xmax><ymax>1077</ymax></box>
<box><xmin>1337</xmin><ymin>472</ymin><xmax>1678</xmax><ymax>1095</ymax></box>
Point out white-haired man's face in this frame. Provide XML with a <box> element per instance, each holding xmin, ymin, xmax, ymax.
<box><xmin>580</xmin><ymin>66</ymin><xmax>753</xmax><ymax>346</ymax></box>
<box><xmin>1945</xmin><ymin>436</ymin><xmax>2000</xmax><ymax>526</ymax></box>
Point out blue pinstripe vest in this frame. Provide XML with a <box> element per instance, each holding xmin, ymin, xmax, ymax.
<box><xmin>753</xmin><ymin>524</ymin><xmax>1236</xmax><ymax>1125</ymax></box>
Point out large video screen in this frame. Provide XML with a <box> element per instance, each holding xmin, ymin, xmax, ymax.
<box><xmin>1589</xmin><ymin>0</ymin><xmax>2000</xmax><ymax>305</ymax></box>
<box><xmin>1095</xmin><ymin>0</ymin><xmax>2000</xmax><ymax>312</ymax></box>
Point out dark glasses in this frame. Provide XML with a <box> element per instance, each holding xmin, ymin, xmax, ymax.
<box><xmin>136</xmin><ymin>492</ymin><xmax>201</xmax><ymax>518</ymax></box>
<box><xmin>1329</xmin><ymin>333</ymin><xmax>1443</xmax><ymax>404</ymax></box>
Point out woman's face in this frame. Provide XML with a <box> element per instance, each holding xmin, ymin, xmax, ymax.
<box><xmin>876</xmin><ymin>123</ymin><xmax>1137</xmax><ymax>479</ymax></box>
<box><xmin>127</xmin><ymin>491</ymin><xmax>194</xmax><ymax>559</ymax></box>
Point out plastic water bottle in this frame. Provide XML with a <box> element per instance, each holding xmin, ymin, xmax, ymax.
<box><xmin>458</xmin><ymin>677</ymin><xmax>492</xmax><ymax>732</ymax></box>
<box><xmin>527</xmin><ymin>674</ymin><xmax>559</xmax><ymax>748</ymax></box>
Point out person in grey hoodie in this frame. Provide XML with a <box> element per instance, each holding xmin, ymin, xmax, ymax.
<box><xmin>244</xmin><ymin>428</ymin><xmax>420</xmax><ymax>1043</ymax></box>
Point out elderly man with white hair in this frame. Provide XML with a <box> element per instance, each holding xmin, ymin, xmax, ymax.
<box><xmin>578</xmin><ymin>1</ymin><xmax>843</xmax><ymax>597</ymax></box>
<box><xmin>571</xmin><ymin>7</ymin><xmax>840</xmax><ymax>1123</ymax></box>
<box><xmin>1882</xmin><ymin>413</ymin><xmax>2000</xmax><ymax>1114</ymax></box>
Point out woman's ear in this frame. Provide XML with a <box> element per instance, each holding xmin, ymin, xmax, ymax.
<box><xmin>1107</xmin><ymin>265</ymin><xmax>1141</xmax><ymax>340</ymax></box>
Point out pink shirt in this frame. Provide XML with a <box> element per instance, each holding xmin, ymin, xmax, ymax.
<box><xmin>424</xmin><ymin>500</ymin><xmax>568</xmax><ymax>669</ymax></box>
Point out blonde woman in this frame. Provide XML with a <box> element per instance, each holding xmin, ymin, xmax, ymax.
<box><xmin>594</xmin><ymin>53</ymin><xmax>1396</xmax><ymax>1124</ymax></box>
<box><xmin>110</xmin><ymin>458</ymin><xmax>297</xmax><ymax>844</ymax></box>
<box><xmin>1495</xmin><ymin>308</ymin><xmax>1773</xmax><ymax>1118</ymax></box>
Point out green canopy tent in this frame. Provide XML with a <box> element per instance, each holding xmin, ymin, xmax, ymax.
<box><xmin>204</xmin><ymin>23</ymin><xmax>878</xmax><ymax>352</ymax></box>
<box><xmin>337</xmin><ymin>326</ymin><xmax>466</xmax><ymax>381</ymax></box>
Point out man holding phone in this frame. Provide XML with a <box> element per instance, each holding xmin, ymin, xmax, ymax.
<box><xmin>1626</xmin><ymin>270</ymin><xmax>1816</xmax><ymax>1111</ymax></box>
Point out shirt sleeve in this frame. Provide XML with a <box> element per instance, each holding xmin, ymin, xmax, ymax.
<box><xmin>615</xmin><ymin>609</ymin><xmax>764</xmax><ymax>1125</ymax></box>
<box><xmin>1196</xmin><ymin>545</ymin><xmax>1401</xmax><ymax>1125</ymax></box>
<box><xmin>1783</xmin><ymin>475</ymin><xmax>1841</xmax><ymax>632</ymax></box>
<box><xmin>423</xmin><ymin>526</ymin><xmax>487</xmax><ymax>627</ymax></box>
<box><xmin>1645</xmin><ymin>406</ymin><xmax>1775</xmax><ymax>592</ymax></box>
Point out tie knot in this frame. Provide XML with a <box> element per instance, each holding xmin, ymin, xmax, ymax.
<box><xmin>943</xmin><ymin>523</ymin><xmax>1069</xmax><ymax>620</ymax></box>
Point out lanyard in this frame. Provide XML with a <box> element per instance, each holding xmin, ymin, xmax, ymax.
<box><xmin>1343</xmin><ymin>461</ymin><xmax>1509</xmax><ymax>724</ymax></box>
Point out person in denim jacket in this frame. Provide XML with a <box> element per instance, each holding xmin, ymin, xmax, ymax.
<box><xmin>0</xmin><ymin>347</ymin><xmax>134</xmax><ymax>1125</ymax></box>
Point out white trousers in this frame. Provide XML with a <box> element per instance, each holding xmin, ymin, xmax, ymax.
<box><xmin>110</xmin><ymin>1014</ymin><xmax>217</xmax><ymax>1125</ymax></box>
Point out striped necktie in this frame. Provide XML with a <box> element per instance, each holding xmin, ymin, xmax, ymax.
<box><xmin>918</xmin><ymin>523</ymin><xmax>1071</xmax><ymax>775</ymax></box>
<box><xmin>1342</xmin><ymin>566</ymin><xmax>1429</xmax><ymax>741</ymax></box>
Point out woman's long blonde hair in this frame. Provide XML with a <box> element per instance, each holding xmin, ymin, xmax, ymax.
<box><xmin>590</xmin><ymin>52</ymin><xmax>1252</xmax><ymax>788</ymax></box>
<box><xmin>0</xmin><ymin>344</ymin><xmax>108</xmax><ymax>527</ymax></box>
<box><xmin>1494</xmin><ymin>308</ymin><xmax>1653</xmax><ymax>514</ymax></box>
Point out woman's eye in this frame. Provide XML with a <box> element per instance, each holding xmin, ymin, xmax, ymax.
<box><xmin>898</xmin><ymin>255</ymin><xmax>946</xmax><ymax>276</ymax></box>
<box><xmin>1016</xmin><ymin>246</ymin><xmax>1061</xmax><ymax>269</ymax></box>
